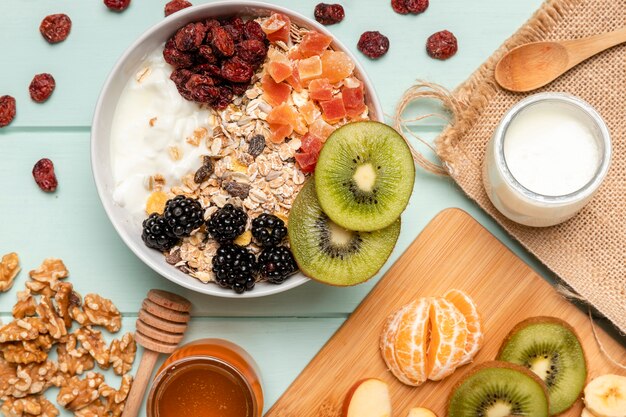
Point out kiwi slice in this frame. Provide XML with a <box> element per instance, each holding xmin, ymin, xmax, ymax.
<box><xmin>314</xmin><ymin>121</ymin><xmax>415</xmax><ymax>231</ymax></box>
<box><xmin>288</xmin><ymin>177</ymin><xmax>400</xmax><ymax>286</ymax></box>
<box><xmin>497</xmin><ymin>316</ymin><xmax>587</xmax><ymax>416</ymax></box>
<box><xmin>448</xmin><ymin>361</ymin><xmax>550</xmax><ymax>417</ymax></box>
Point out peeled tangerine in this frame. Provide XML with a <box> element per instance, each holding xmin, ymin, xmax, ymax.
<box><xmin>380</xmin><ymin>289</ymin><xmax>483</xmax><ymax>386</ymax></box>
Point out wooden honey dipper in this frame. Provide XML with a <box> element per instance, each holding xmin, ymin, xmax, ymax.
<box><xmin>121</xmin><ymin>289</ymin><xmax>192</xmax><ymax>417</ymax></box>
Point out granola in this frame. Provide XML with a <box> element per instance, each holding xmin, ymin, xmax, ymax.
<box><xmin>0</xmin><ymin>252</ymin><xmax>20</xmax><ymax>292</ymax></box>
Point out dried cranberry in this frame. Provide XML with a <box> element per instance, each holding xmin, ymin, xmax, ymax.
<box><xmin>231</xmin><ymin>82</ymin><xmax>249</xmax><ymax>96</ymax></box>
<box><xmin>29</xmin><ymin>74</ymin><xmax>56</xmax><ymax>103</ymax></box>
<box><xmin>210</xmin><ymin>26</ymin><xmax>235</xmax><ymax>57</ymax></box>
<box><xmin>170</xmin><ymin>69</ymin><xmax>193</xmax><ymax>87</ymax></box>
<box><xmin>39</xmin><ymin>14</ymin><xmax>72</xmax><ymax>44</ymax></box>
<box><xmin>104</xmin><ymin>0</ymin><xmax>131</xmax><ymax>11</ymax></box>
<box><xmin>32</xmin><ymin>158</ymin><xmax>58</xmax><ymax>192</ymax></box>
<box><xmin>0</xmin><ymin>96</ymin><xmax>16</xmax><ymax>128</ymax></box>
<box><xmin>174</xmin><ymin>22</ymin><xmax>206</xmax><ymax>51</ymax></box>
<box><xmin>164</xmin><ymin>0</ymin><xmax>192</xmax><ymax>17</ymax></box>
<box><xmin>314</xmin><ymin>3</ymin><xmax>345</xmax><ymax>25</ymax></box>
<box><xmin>243</xmin><ymin>20</ymin><xmax>267</xmax><ymax>43</ymax></box>
<box><xmin>197</xmin><ymin>45</ymin><xmax>217</xmax><ymax>64</ymax></box>
<box><xmin>223</xmin><ymin>17</ymin><xmax>245</xmax><ymax>43</ymax></box>
<box><xmin>426</xmin><ymin>30</ymin><xmax>458</xmax><ymax>60</ymax></box>
<box><xmin>406</xmin><ymin>0</ymin><xmax>428</xmax><ymax>13</ymax></box>
<box><xmin>221</xmin><ymin>57</ymin><xmax>253</xmax><ymax>83</ymax></box>
<box><xmin>215</xmin><ymin>86</ymin><xmax>234</xmax><ymax>109</ymax></box>
<box><xmin>192</xmin><ymin>64</ymin><xmax>222</xmax><ymax>78</ymax></box>
<box><xmin>236</xmin><ymin>40</ymin><xmax>267</xmax><ymax>66</ymax></box>
<box><xmin>163</xmin><ymin>39</ymin><xmax>194</xmax><ymax>68</ymax></box>
<box><xmin>357</xmin><ymin>31</ymin><xmax>390</xmax><ymax>59</ymax></box>
<box><xmin>186</xmin><ymin>74</ymin><xmax>220</xmax><ymax>103</ymax></box>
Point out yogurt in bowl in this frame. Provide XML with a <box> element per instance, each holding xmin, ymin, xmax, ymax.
<box><xmin>92</xmin><ymin>1</ymin><xmax>383</xmax><ymax>298</ymax></box>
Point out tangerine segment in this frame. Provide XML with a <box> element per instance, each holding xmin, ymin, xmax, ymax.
<box><xmin>393</xmin><ymin>297</ymin><xmax>434</xmax><ymax>386</ymax></box>
<box><xmin>443</xmin><ymin>289</ymin><xmax>484</xmax><ymax>366</ymax></box>
<box><xmin>380</xmin><ymin>303</ymin><xmax>415</xmax><ymax>386</ymax></box>
<box><xmin>427</xmin><ymin>298</ymin><xmax>468</xmax><ymax>381</ymax></box>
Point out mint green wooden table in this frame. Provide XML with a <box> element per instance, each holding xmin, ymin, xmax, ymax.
<box><xmin>3</xmin><ymin>1</ymin><xmax>621</xmax><ymax>416</ymax></box>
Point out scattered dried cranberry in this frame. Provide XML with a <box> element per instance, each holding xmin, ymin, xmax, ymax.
<box><xmin>104</xmin><ymin>0</ymin><xmax>131</xmax><ymax>11</ymax></box>
<box><xmin>164</xmin><ymin>0</ymin><xmax>192</xmax><ymax>17</ymax></box>
<box><xmin>174</xmin><ymin>22</ymin><xmax>206</xmax><ymax>51</ymax></box>
<box><xmin>406</xmin><ymin>0</ymin><xmax>428</xmax><ymax>13</ymax></box>
<box><xmin>243</xmin><ymin>20</ymin><xmax>267</xmax><ymax>43</ymax></box>
<box><xmin>32</xmin><ymin>158</ymin><xmax>58</xmax><ymax>192</ymax></box>
<box><xmin>210</xmin><ymin>26</ymin><xmax>235</xmax><ymax>57</ymax></box>
<box><xmin>357</xmin><ymin>31</ymin><xmax>390</xmax><ymax>59</ymax></box>
<box><xmin>39</xmin><ymin>14</ymin><xmax>72</xmax><ymax>44</ymax></box>
<box><xmin>314</xmin><ymin>3</ymin><xmax>345</xmax><ymax>25</ymax></box>
<box><xmin>221</xmin><ymin>57</ymin><xmax>253</xmax><ymax>83</ymax></box>
<box><xmin>0</xmin><ymin>96</ymin><xmax>16</xmax><ymax>128</ymax></box>
<box><xmin>426</xmin><ymin>30</ymin><xmax>458</xmax><ymax>60</ymax></box>
<box><xmin>29</xmin><ymin>74</ymin><xmax>56</xmax><ymax>103</ymax></box>
<box><xmin>391</xmin><ymin>0</ymin><xmax>409</xmax><ymax>14</ymax></box>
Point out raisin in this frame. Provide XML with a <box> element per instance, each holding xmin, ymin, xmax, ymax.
<box><xmin>194</xmin><ymin>158</ymin><xmax>214</xmax><ymax>183</ymax></box>
<box><xmin>426</xmin><ymin>30</ymin><xmax>458</xmax><ymax>60</ymax></box>
<box><xmin>0</xmin><ymin>96</ymin><xmax>16</xmax><ymax>128</ymax></box>
<box><xmin>39</xmin><ymin>14</ymin><xmax>72</xmax><ymax>44</ymax></box>
<box><xmin>163</xmin><ymin>38</ymin><xmax>194</xmax><ymax>68</ymax></box>
<box><xmin>235</xmin><ymin>40</ymin><xmax>267</xmax><ymax>66</ymax></box>
<box><xmin>223</xmin><ymin>17</ymin><xmax>245</xmax><ymax>43</ymax></box>
<box><xmin>29</xmin><ymin>74</ymin><xmax>56</xmax><ymax>103</ymax></box>
<box><xmin>221</xmin><ymin>57</ymin><xmax>253</xmax><ymax>83</ymax></box>
<box><xmin>357</xmin><ymin>31</ymin><xmax>390</xmax><ymax>59</ymax></box>
<box><xmin>185</xmin><ymin>74</ymin><xmax>220</xmax><ymax>103</ymax></box>
<box><xmin>231</xmin><ymin>82</ymin><xmax>249</xmax><ymax>96</ymax></box>
<box><xmin>223</xmin><ymin>181</ymin><xmax>251</xmax><ymax>199</ymax></box>
<box><xmin>210</xmin><ymin>26</ymin><xmax>235</xmax><ymax>57</ymax></box>
<box><xmin>243</xmin><ymin>20</ymin><xmax>267</xmax><ymax>43</ymax></box>
<box><xmin>197</xmin><ymin>45</ymin><xmax>218</xmax><ymax>64</ymax></box>
<box><xmin>32</xmin><ymin>158</ymin><xmax>58</xmax><ymax>192</ymax></box>
<box><xmin>103</xmin><ymin>0</ymin><xmax>131</xmax><ymax>11</ymax></box>
<box><xmin>314</xmin><ymin>3</ymin><xmax>345</xmax><ymax>25</ymax></box>
<box><xmin>164</xmin><ymin>0</ymin><xmax>192</xmax><ymax>17</ymax></box>
<box><xmin>391</xmin><ymin>0</ymin><xmax>409</xmax><ymax>14</ymax></box>
<box><xmin>406</xmin><ymin>0</ymin><xmax>428</xmax><ymax>13</ymax></box>
<box><xmin>247</xmin><ymin>134</ymin><xmax>265</xmax><ymax>158</ymax></box>
<box><xmin>174</xmin><ymin>22</ymin><xmax>206</xmax><ymax>51</ymax></box>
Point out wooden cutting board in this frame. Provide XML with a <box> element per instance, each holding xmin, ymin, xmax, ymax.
<box><xmin>266</xmin><ymin>208</ymin><xmax>626</xmax><ymax>417</ymax></box>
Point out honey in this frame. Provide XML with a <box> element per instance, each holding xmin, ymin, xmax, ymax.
<box><xmin>147</xmin><ymin>339</ymin><xmax>263</xmax><ymax>417</ymax></box>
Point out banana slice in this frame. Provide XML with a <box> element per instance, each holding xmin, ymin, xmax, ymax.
<box><xmin>584</xmin><ymin>374</ymin><xmax>626</xmax><ymax>417</ymax></box>
<box><xmin>407</xmin><ymin>408</ymin><xmax>437</xmax><ymax>417</ymax></box>
<box><xmin>582</xmin><ymin>408</ymin><xmax>598</xmax><ymax>417</ymax></box>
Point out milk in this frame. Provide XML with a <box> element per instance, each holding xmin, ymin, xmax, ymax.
<box><xmin>503</xmin><ymin>102</ymin><xmax>600</xmax><ymax>196</ymax></box>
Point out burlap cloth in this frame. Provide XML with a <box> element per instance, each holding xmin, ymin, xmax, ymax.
<box><xmin>396</xmin><ymin>0</ymin><xmax>626</xmax><ymax>333</ymax></box>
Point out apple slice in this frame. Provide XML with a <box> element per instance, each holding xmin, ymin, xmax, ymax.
<box><xmin>407</xmin><ymin>407</ymin><xmax>438</xmax><ymax>417</ymax></box>
<box><xmin>343</xmin><ymin>379</ymin><xmax>392</xmax><ymax>417</ymax></box>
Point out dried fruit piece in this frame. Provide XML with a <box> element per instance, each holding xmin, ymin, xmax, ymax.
<box><xmin>163</xmin><ymin>39</ymin><xmax>194</xmax><ymax>68</ymax></box>
<box><xmin>357</xmin><ymin>31</ymin><xmax>390</xmax><ymax>59</ymax></box>
<box><xmin>146</xmin><ymin>191</ymin><xmax>169</xmax><ymax>215</ymax></box>
<box><xmin>300</xmin><ymin>100</ymin><xmax>321</xmax><ymax>125</ymax></box>
<box><xmin>320</xmin><ymin>50</ymin><xmax>355</xmax><ymax>83</ymax></box>
<box><xmin>0</xmin><ymin>95</ymin><xmax>16</xmax><ymax>128</ymax></box>
<box><xmin>391</xmin><ymin>0</ymin><xmax>410</xmax><ymax>14</ymax></box>
<box><xmin>295</xmin><ymin>31</ymin><xmax>333</xmax><ymax>58</ymax></box>
<box><xmin>221</xmin><ymin>57</ymin><xmax>253</xmax><ymax>83</ymax></box>
<box><xmin>194</xmin><ymin>157</ymin><xmax>214</xmax><ymax>183</ymax></box>
<box><xmin>269</xmin><ymin>123</ymin><xmax>294</xmax><ymax>144</ymax></box>
<box><xmin>314</xmin><ymin>3</ymin><xmax>345</xmax><ymax>25</ymax></box>
<box><xmin>32</xmin><ymin>158</ymin><xmax>58</xmax><ymax>192</ymax></box>
<box><xmin>39</xmin><ymin>14</ymin><xmax>72</xmax><ymax>44</ymax></box>
<box><xmin>309</xmin><ymin>78</ymin><xmax>333</xmax><ymax>101</ymax></box>
<box><xmin>297</xmin><ymin>56</ymin><xmax>323</xmax><ymax>82</ymax></box>
<box><xmin>224</xmin><ymin>181</ymin><xmax>251</xmax><ymax>199</ymax></box>
<box><xmin>243</xmin><ymin>20</ymin><xmax>267</xmax><ymax>43</ymax></box>
<box><xmin>261</xmin><ymin>75</ymin><xmax>291</xmax><ymax>107</ymax></box>
<box><xmin>211</xmin><ymin>25</ymin><xmax>235</xmax><ymax>56</ymax></box>
<box><xmin>29</xmin><ymin>74</ymin><xmax>56</xmax><ymax>103</ymax></box>
<box><xmin>174</xmin><ymin>22</ymin><xmax>206</xmax><ymax>51</ymax></box>
<box><xmin>236</xmin><ymin>39</ymin><xmax>267</xmax><ymax>66</ymax></box>
<box><xmin>406</xmin><ymin>0</ymin><xmax>428</xmax><ymax>14</ymax></box>
<box><xmin>164</xmin><ymin>0</ymin><xmax>191</xmax><ymax>17</ymax></box>
<box><xmin>0</xmin><ymin>252</ymin><xmax>20</xmax><ymax>292</ymax></box>
<box><xmin>108</xmin><ymin>333</ymin><xmax>136</xmax><ymax>376</ymax></box>
<box><xmin>103</xmin><ymin>0</ymin><xmax>131</xmax><ymax>12</ymax></box>
<box><xmin>320</xmin><ymin>96</ymin><xmax>347</xmax><ymax>122</ymax></box>
<box><xmin>262</xmin><ymin>13</ymin><xmax>291</xmax><ymax>44</ymax></box>
<box><xmin>247</xmin><ymin>134</ymin><xmax>266</xmax><ymax>157</ymax></box>
<box><xmin>426</xmin><ymin>30</ymin><xmax>458</xmax><ymax>60</ymax></box>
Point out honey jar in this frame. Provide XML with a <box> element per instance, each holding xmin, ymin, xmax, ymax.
<box><xmin>147</xmin><ymin>339</ymin><xmax>263</xmax><ymax>417</ymax></box>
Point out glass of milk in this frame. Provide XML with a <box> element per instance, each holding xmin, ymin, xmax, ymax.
<box><xmin>483</xmin><ymin>93</ymin><xmax>611</xmax><ymax>227</ymax></box>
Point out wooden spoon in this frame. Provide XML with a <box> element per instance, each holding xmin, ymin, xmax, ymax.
<box><xmin>495</xmin><ymin>27</ymin><xmax>626</xmax><ymax>92</ymax></box>
<box><xmin>121</xmin><ymin>289</ymin><xmax>192</xmax><ymax>417</ymax></box>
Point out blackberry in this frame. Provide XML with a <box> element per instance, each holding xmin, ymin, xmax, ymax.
<box><xmin>207</xmin><ymin>204</ymin><xmax>248</xmax><ymax>243</ymax></box>
<box><xmin>212</xmin><ymin>244</ymin><xmax>257</xmax><ymax>293</ymax></box>
<box><xmin>251</xmin><ymin>213</ymin><xmax>288</xmax><ymax>247</ymax></box>
<box><xmin>258</xmin><ymin>246</ymin><xmax>298</xmax><ymax>284</ymax></box>
<box><xmin>163</xmin><ymin>195</ymin><xmax>204</xmax><ymax>238</ymax></box>
<box><xmin>142</xmin><ymin>213</ymin><xmax>179</xmax><ymax>251</ymax></box>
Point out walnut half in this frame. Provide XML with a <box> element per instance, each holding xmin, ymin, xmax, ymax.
<box><xmin>0</xmin><ymin>252</ymin><xmax>20</xmax><ymax>292</ymax></box>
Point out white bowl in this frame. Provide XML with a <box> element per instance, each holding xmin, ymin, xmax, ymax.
<box><xmin>91</xmin><ymin>1</ymin><xmax>384</xmax><ymax>298</ymax></box>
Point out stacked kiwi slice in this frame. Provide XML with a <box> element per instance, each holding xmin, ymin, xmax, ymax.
<box><xmin>447</xmin><ymin>316</ymin><xmax>587</xmax><ymax>417</ymax></box>
<box><xmin>288</xmin><ymin>121</ymin><xmax>415</xmax><ymax>285</ymax></box>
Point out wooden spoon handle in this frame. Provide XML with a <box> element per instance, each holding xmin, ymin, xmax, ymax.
<box><xmin>121</xmin><ymin>350</ymin><xmax>160</xmax><ymax>417</ymax></box>
<box><xmin>564</xmin><ymin>26</ymin><xmax>626</xmax><ymax>66</ymax></box>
